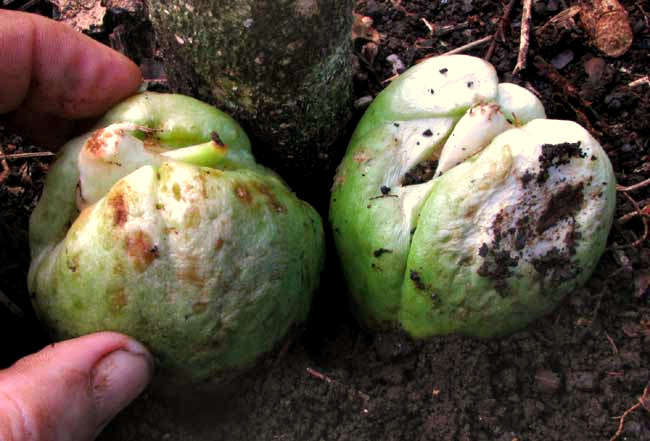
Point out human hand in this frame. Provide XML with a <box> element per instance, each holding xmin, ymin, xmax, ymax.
<box><xmin>0</xmin><ymin>9</ymin><xmax>142</xmax><ymax>148</ymax></box>
<box><xmin>0</xmin><ymin>332</ymin><xmax>153</xmax><ymax>441</ymax></box>
<box><xmin>0</xmin><ymin>10</ymin><xmax>151</xmax><ymax>441</ymax></box>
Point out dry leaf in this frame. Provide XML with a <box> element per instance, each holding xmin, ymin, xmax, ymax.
<box><xmin>579</xmin><ymin>0</ymin><xmax>633</xmax><ymax>57</ymax></box>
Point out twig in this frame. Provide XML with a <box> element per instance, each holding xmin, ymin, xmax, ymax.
<box><xmin>306</xmin><ymin>367</ymin><xmax>335</xmax><ymax>384</ymax></box>
<box><xmin>618</xmin><ymin>209</ymin><xmax>649</xmax><ymax>224</ymax></box>
<box><xmin>427</xmin><ymin>21</ymin><xmax>469</xmax><ymax>37</ymax></box>
<box><xmin>442</xmin><ymin>35</ymin><xmax>494</xmax><ymax>56</ymax></box>
<box><xmin>0</xmin><ymin>151</ymin><xmax>55</xmax><ymax>160</ymax></box>
<box><xmin>629</xmin><ymin>75</ymin><xmax>650</xmax><ymax>88</ymax></box>
<box><xmin>618</xmin><ymin>177</ymin><xmax>650</xmax><ymax>192</ymax></box>
<box><xmin>513</xmin><ymin>0</ymin><xmax>532</xmax><ymax>75</ymax></box>
<box><xmin>306</xmin><ymin>367</ymin><xmax>370</xmax><ymax>413</ymax></box>
<box><xmin>0</xmin><ymin>151</ymin><xmax>8</xmax><ymax>184</ymax></box>
<box><xmin>485</xmin><ymin>0</ymin><xmax>518</xmax><ymax>62</ymax></box>
<box><xmin>621</xmin><ymin>191</ymin><xmax>649</xmax><ymax>247</ymax></box>
<box><xmin>605</xmin><ymin>333</ymin><xmax>619</xmax><ymax>354</ymax></box>
<box><xmin>618</xmin><ymin>203</ymin><xmax>650</xmax><ymax>224</ymax></box>
<box><xmin>532</xmin><ymin>56</ymin><xmax>596</xmax><ymax>132</ymax></box>
<box><xmin>18</xmin><ymin>0</ymin><xmax>41</xmax><ymax>10</ymax></box>
<box><xmin>0</xmin><ymin>289</ymin><xmax>26</xmax><ymax>318</ymax></box>
<box><xmin>610</xmin><ymin>382</ymin><xmax>650</xmax><ymax>441</ymax></box>
<box><xmin>421</xmin><ymin>17</ymin><xmax>434</xmax><ymax>34</ymax></box>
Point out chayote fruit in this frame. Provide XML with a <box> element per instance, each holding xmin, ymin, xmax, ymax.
<box><xmin>28</xmin><ymin>92</ymin><xmax>325</xmax><ymax>385</ymax></box>
<box><xmin>330</xmin><ymin>55</ymin><xmax>616</xmax><ymax>337</ymax></box>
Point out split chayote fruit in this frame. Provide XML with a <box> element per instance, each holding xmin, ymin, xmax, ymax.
<box><xmin>330</xmin><ymin>55</ymin><xmax>616</xmax><ymax>337</ymax></box>
<box><xmin>28</xmin><ymin>93</ymin><xmax>325</xmax><ymax>385</ymax></box>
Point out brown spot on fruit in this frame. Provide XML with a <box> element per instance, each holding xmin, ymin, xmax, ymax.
<box><xmin>111</xmin><ymin>287</ymin><xmax>128</xmax><ymax>313</ymax></box>
<box><xmin>234</xmin><ymin>183</ymin><xmax>252</xmax><ymax>203</ymax></box>
<box><xmin>84</xmin><ymin>128</ymin><xmax>115</xmax><ymax>156</ymax></box>
<box><xmin>210</xmin><ymin>131</ymin><xmax>225</xmax><ymax>148</ymax></box>
<box><xmin>215</xmin><ymin>238</ymin><xmax>225</xmax><ymax>251</ymax></box>
<box><xmin>253</xmin><ymin>182</ymin><xmax>287</xmax><ymax>213</ymax></box>
<box><xmin>177</xmin><ymin>255</ymin><xmax>204</xmax><ymax>287</ymax></box>
<box><xmin>536</xmin><ymin>183</ymin><xmax>584</xmax><ymax>234</ymax></box>
<box><xmin>172</xmin><ymin>183</ymin><xmax>182</xmax><ymax>200</ymax></box>
<box><xmin>331</xmin><ymin>174</ymin><xmax>346</xmax><ymax>191</ymax></box>
<box><xmin>66</xmin><ymin>252</ymin><xmax>80</xmax><ymax>274</ymax></box>
<box><xmin>125</xmin><ymin>230</ymin><xmax>159</xmax><ymax>272</ymax></box>
<box><xmin>464</xmin><ymin>204</ymin><xmax>480</xmax><ymax>219</ymax></box>
<box><xmin>108</xmin><ymin>190</ymin><xmax>128</xmax><ymax>227</ymax></box>
<box><xmin>185</xmin><ymin>206</ymin><xmax>201</xmax><ymax>228</ymax></box>
<box><xmin>353</xmin><ymin>150</ymin><xmax>371</xmax><ymax>164</ymax></box>
<box><xmin>192</xmin><ymin>302</ymin><xmax>209</xmax><ymax>314</ymax></box>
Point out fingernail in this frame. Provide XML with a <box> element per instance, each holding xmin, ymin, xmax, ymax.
<box><xmin>91</xmin><ymin>340</ymin><xmax>154</xmax><ymax>431</ymax></box>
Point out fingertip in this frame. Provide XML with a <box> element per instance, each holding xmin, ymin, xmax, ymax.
<box><xmin>8</xmin><ymin>332</ymin><xmax>150</xmax><ymax>373</ymax></box>
<box><xmin>55</xmin><ymin>38</ymin><xmax>143</xmax><ymax>117</ymax></box>
<box><xmin>91</xmin><ymin>348</ymin><xmax>153</xmax><ymax>435</ymax></box>
<box><xmin>0</xmin><ymin>10</ymin><xmax>143</xmax><ymax>119</ymax></box>
<box><xmin>0</xmin><ymin>332</ymin><xmax>153</xmax><ymax>441</ymax></box>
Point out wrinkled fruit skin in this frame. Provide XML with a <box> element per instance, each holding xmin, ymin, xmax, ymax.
<box><xmin>29</xmin><ymin>93</ymin><xmax>325</xmax><ymax>385</ymax></box>
<box><xmin>330</xmin><ymin>55</ymin><xmax>616</xmax><ymax>337</ymax></box>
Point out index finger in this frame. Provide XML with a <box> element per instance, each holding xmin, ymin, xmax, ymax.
<box><xmin>0</xmin><ymin>10</ymin><xmax>142</xmax><ymax>117</ymax></box>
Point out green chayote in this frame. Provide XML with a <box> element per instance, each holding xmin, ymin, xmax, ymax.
<box><xmin>330</xmin><ymin>55</ymin><xmax>616</xmax><ymax>337</ymax></box>
<box><xmin>28</xmin><ymin>93</ymin><xmax>325</xmax><ymax>384</ymax></box>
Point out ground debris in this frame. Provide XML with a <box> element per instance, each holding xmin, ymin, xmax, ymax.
<box><xmin>49</xmin><ymin>0</ymin><xmax>106</xmax><ymax>34</ymax></box>
<box><xmin>579</xmin><ymin>0</ymin><xmax>634</xmax><ymax>58</ymax></box>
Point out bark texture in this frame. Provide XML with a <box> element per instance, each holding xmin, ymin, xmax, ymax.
<box><xmin>147</xmin><ymin>0</ymin><xmax>355</xmax><ymax>193</ymax></box>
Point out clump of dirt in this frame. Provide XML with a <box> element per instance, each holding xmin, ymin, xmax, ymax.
<box><xmin>402</xmin><ymin>159</ymin><xmax>438</xmax><ymax>186</ymax></box>
<box><xmin>536</xmin><ymin>182</ymin><xmax>584</xmax><ymax>234</ymax></box>
<box><xmin>1</xmin><ymin>1</ymin><xmax>650</xmax><ymax>440</ymax></box>
<box><xmin>536</xmin><ymin>141</ymin><xmax>587</xmax><ymax>183</ymax></box>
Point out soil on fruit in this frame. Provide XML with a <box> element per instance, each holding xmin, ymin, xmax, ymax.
<box><xmin>1</xmin><ymin>0</ymin><xmax>649</xmax><ymax>440</ymax></box>
<box><xmin>402</xmin><ymin>159</ymin><xmax>438</xmax><ymax>186</ymax></box>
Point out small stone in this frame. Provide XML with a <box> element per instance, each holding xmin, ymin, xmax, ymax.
<box><xmin>354</xmin><ymin>96</ymin><xmax>374</xmax><ymax>110</ymax></box>
<box><xmin>386</xmin><ymin>54</ymin><xmax>406</xmax><ymax>75</ymax></box>
<box><xmin>534</xmin><ymin>369</ymin><xmax>561</xmax><ymax>393</ymax></box>
<box><xmin>550</xmin><ymin>50</ymin><xmax>574</xmax><ymax>69</ymax></box>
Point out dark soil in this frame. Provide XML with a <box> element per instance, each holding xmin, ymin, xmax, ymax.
<box><xmin>1</xmin><ymin>1</ymin><xmax>650</xmax><ymax>440</ymax></box>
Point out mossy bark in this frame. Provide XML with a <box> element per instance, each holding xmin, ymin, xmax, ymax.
<box><xmin>147</xmin><ymin>0</ymin><xmax>355</xmax><ymax>195</ymax></box>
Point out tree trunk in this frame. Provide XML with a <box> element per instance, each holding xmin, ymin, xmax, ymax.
<box><xmin>147</xmin><ymin>0</ymin><xmax>355</xmax><ymax>197</ymax></box>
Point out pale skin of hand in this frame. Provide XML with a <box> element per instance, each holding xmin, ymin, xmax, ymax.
<box><xmin>0</xmin><ymin>9</ymin><xmax>142</xmax><ymax>148</ymax></box>
<box><xmin>0</xmin><ymin>10</ymin><xmax>153</xmax><ymax>441</ymax></box>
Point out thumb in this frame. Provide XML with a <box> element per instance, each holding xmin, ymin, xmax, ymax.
<box><xmin>0</xmin><ymin>332</ymin><xmax>153</xmax><ymax>441</ymax></box>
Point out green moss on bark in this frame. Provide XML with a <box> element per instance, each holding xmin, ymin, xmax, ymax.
<box><xmin>147</xmin><ymin>0</ymin><xmax>354</xmax><ymax>191</ymax></box>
